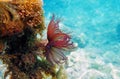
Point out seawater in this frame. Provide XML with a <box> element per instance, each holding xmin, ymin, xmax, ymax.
<box><xmin>43</xmin><ymin>0</ymin><xmax>120</xmax><ymax>79</ymax></box>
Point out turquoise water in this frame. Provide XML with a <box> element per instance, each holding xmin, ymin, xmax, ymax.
<box><xmin>43</xmin><ymin>0</ymin><xmax>120</xmax><ymax>79</ymax></box>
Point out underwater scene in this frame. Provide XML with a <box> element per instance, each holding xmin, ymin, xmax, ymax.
<box><xmin>0</xmin><ymin>0</ymin><xmax>120</xmax><ymax>79</ymax></box>
<box><xmin>43</xmin><ymin>0</ymin><xmax>120</xmax><ymax>79</ymax></box>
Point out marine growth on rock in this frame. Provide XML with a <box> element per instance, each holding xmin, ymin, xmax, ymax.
<box><xmin>0</xmin><ymin>0</ymin><xmax>75</xmax><ymax>79</ymax></box>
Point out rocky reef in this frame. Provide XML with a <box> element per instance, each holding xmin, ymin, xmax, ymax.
<box><xmin>0</xmin><ymin>0</ymin><xmax>74</xmax><ymax>79</ymax></box>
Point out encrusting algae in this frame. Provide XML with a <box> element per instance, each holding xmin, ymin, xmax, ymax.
<box><xmin>0</xmin><ymin>0</ymin><xmax>75</xmax><ymax>79</ymax></box>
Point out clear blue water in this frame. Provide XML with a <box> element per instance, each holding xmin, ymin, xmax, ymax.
<box><xmin>43</xmin><ymin>0</ymin><xmax>120</xmax><ymax>79</ymax></box>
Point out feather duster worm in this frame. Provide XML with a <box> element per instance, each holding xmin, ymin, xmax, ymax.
<box><xmin>44</xmin><ymin>15</ymin><xmax>74</xmax><ymax>65</ymax></box>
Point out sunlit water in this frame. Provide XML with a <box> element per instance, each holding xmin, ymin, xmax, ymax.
<box><xmin>43</xmin><ymin>0</ymin><xmax>120</xmax><ymax>79</ymax></box>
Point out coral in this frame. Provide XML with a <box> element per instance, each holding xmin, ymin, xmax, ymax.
<box><xmin>11</xmin><ymin>0</ymin><xmax>45</xmax><ymax>35</ymax></box>
<box><xmin>0</xmin><ymin>2</ymin><xmax>23</xmax><ymax>37</ymax></box>
<box><xmin>0</xmin><ymin>0</ymin><xmax>51</xmax><ymax>79</ymax></box>
<box><xmin>0</xmin><ymin>0</ymin><xmax>45</xmax><ymax>37</ymax></box>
